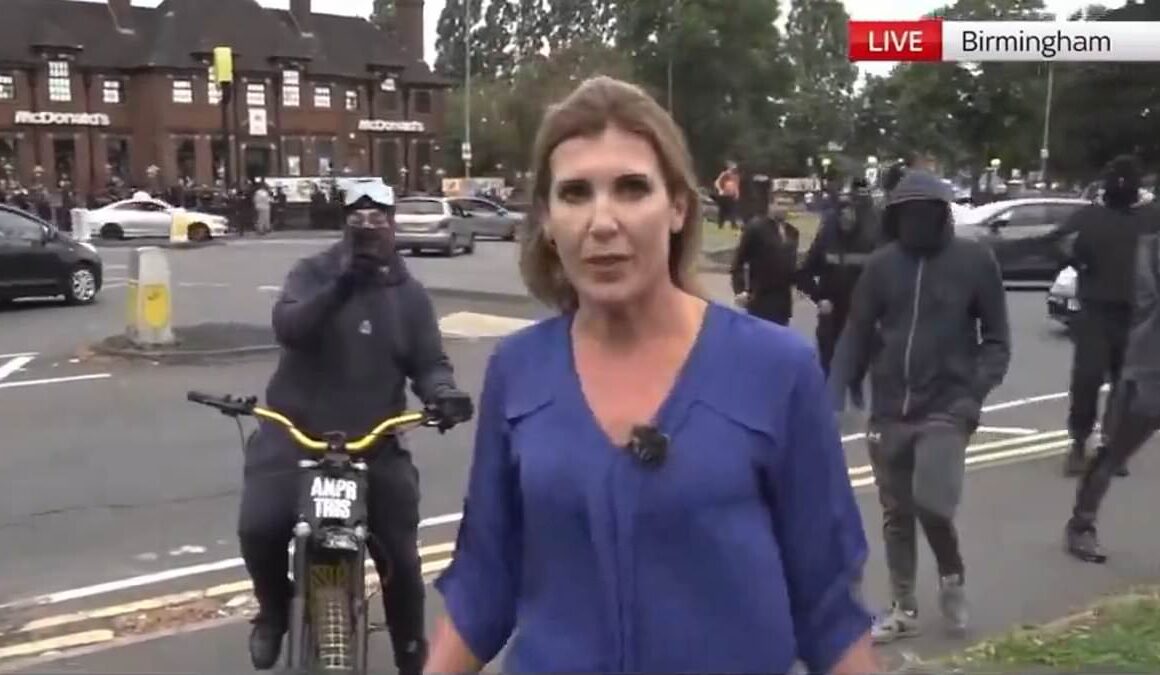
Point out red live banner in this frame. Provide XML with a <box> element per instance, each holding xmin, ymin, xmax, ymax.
<box><xmin>848</xmin><ymin>20</ymin><xmax>943</xmax><ymax>61</ymax></box>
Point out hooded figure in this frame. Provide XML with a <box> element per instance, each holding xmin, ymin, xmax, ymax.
<box><xmin>828</xmin><ymin>170</ymin><xmax>1011</xmax><ymax>645</ymax></box>
<box><xmin>1059</xmin><ymin>155</ymin><xmax>1157</xmax><ymax>477</ymax></box>
<box><xmin>236</xmin><ymin>180</ymin><xmax>473</xmax><ymax>675</ymax></box>
<box><xmin>1066</xmin><ymin>221</ymin><xmax>1160</xmax><ymax>564</ymax></box>
<box><xmin>797</xmin><ymin>178</ymin><xmax>881</xmax><ymax>375</ymax></box>
<box><xmin>730</xmin><ymin>210</ymin><xmax>800</xmax><ymax>325</ymax></box>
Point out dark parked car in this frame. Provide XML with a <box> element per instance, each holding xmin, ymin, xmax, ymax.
<box><xmin>450</xmin><ymin>197</ymin><xmax>523</xmax><ymax>241</ymax></box>
<box><xmin>953</xmin><ymin>197</ymin><xmax>1088</xmax><ymax>281</ymax></box>
<box><xmin>393</xmin><ymin>197</ymin><xmax>475</xmax><ymax>256</ymax></box>
<box><xmin>0</xmin><ymin>204</ymin><xmax>103</xmax><ymax>305</ymax></box>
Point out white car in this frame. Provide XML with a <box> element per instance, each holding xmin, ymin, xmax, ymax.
<box><xmin>89</xmin><ymin>195</ymin><xmax>229</xmax><ymax>241</ymax></box>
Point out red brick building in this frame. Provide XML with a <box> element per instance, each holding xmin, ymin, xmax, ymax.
<box><xmin>0</xmin><ymin>0</ymin><xmax>450</xmax><ymax>196</ymax></box>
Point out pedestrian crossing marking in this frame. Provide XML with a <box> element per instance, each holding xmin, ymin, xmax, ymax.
<box><xmin>438</xmin><ymin>311</ymin><xmax>535</xmax><ymax>339</ymax></box>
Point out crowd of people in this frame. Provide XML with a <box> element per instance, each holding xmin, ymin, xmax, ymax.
<box><xmin>225</xmin><ymin>71</ymin><xmax>1159</xmax><ymax>673</ymax></box>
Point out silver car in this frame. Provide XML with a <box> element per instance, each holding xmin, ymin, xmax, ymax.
<box><xmin>393</xmin><ymin>197</ymin><xmax>475</xmax><ymax>256</ymax></box>
<box><xmin>450</xmin><ymin>197</ymin><xmax>523</xmax><ymax>241</ymax></box>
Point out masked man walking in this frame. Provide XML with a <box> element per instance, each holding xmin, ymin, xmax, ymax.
<box><xmin>829</xmin><ymin>170</ymin><xmax>1011</xmax><ymax>643</ymax></box>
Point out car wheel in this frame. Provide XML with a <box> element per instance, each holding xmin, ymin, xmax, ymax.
<box><xmin>64</xmin><ymin>264</ymin><xmax>99</xmax><ymax>305</ymax></box>
<box><xmin>502</xmin><ymin>226</ymin><xmax>516</xmax><ymax>242</ymax></box>
<box><xmin>188</xmin><ymin>223</ymin><xmax>211</xmax><ymax>242</ymax></box>
<box><xmin>440</xmin><ymin>242</ymin><xmax>455</xmax><ymax>257</ymax></box>
<box><xmin>463</xmin><ymin>233</ymin><xmax>476</xmax><ymax>254</ymax></box>
<box><xmin>100</xmin><ymin>223</ymin><xmax>124</xmax><ymax>240</ymax></box>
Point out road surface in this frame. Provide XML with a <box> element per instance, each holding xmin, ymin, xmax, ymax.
<box><xmin>1</xmin><ymin>235</ymin><xmax>1153</xmax><ymax>672</ymax></box>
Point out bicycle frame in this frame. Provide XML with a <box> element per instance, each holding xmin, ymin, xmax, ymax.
<box><xmin>186</xmin><ymin>391</ymin><xmax>436</xmax><ymax>674</ymax></box>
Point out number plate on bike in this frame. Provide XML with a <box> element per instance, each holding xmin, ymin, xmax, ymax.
<box><xmin>309</xmin><ymin>475</ymin><xmax>359</xmax><ymax>520</ymax></box>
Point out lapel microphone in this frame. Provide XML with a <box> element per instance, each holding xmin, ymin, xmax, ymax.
<box><xmin>627</xmin><ymin>425</ymin><xmax>669</xmax><ymax>468</ymax></box>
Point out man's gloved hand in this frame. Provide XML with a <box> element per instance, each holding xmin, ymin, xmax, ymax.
<box><xmin>337</xmin><ymin>253</ymin><xmax>382</xmax><ymax>294</ymax></box>
<box><xmin>433</xmin><ymin>390</ymin><xmax>474</xmax><ymax>432</ymax></box>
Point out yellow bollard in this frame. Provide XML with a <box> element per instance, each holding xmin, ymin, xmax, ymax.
<box><xmin>169</xmin><ymin>210</ymin><xmax>191</xmax><ymax>244</ymax></box>
<box><xmin>126</xmin><ymin>247</ymin><xmax>175</xmax><ymax>347</ymax></box>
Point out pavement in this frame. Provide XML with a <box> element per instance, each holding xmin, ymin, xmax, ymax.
<box><xmin>0</xmin><ymin>234</ymin><xmax>1156</xmax><ymax>672</ymax></box>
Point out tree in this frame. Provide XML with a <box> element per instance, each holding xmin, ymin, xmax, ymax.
<box><xmin>370</xmin><ymin>0</ymin><xmax>394</xmax><ymax>30</ymax></box>
<box><xmin>615</xmin><ymin>0</ymin><xmax>791</xmax><ymax>179</ymax></box>
<box><xmin>782</xmin><ymin>0</ymin><xmax>858</xmax><ymax>170</ymax></box>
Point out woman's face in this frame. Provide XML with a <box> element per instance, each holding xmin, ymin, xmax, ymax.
<box><xmin>546</xmin><ymin>126</ymin><xmax>686</xmax><ymax>308</ymax></box>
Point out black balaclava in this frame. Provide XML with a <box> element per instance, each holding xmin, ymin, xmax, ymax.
<box><xmin>892</xmin><ymin>199</ymin><xmax>950</xmax><ymax>256</ymax></box>
<box><xmin>344</xmin><ymin>195</ymin><xmax>397</xmax><ymax>263</ymax></box>
<box><xmin>1102</xmin><ymin>154</ymin><xmax>1141</xmax><ymax>210</ymax></box>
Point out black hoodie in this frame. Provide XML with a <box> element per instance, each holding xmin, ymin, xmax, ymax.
<box><xmin>828</xmin><ymin>170</ymin><xmax>1012</xmax><ymax>425</ymax></box>
<box><xmin>246</xmin><ymin>241</ymin><xmax>457</xmax><ymax>472</ymax></box>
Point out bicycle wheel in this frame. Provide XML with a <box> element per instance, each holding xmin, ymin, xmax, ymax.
<box><xmin>352</xmin><ymin>549</ymin><xmax>370</xmax><ymax>675</ymax></box>
<box><xmin>313</xmin><ymin>584</ymin><xmax>353</xmax><ymax>670</ymax></box>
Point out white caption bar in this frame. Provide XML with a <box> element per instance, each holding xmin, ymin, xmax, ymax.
<box><xmin>942</xmin><ymin>21</ymin><xmax>1160</xmax><ymax>62</ymax></box>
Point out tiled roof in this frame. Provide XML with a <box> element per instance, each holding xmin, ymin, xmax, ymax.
<box><xmin>0</xmin><ymin>0</ymin><xmax>449</xmax><ymax>86</ymax></box>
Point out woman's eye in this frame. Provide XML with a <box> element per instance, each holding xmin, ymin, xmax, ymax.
<box><xmin>557</xmin><ymin>182</ymin><xmax>591</xmax><ymax>202</ymax></box>
<box><xmin>616</xmin><ymin>176</ymin><xmax>652</xmax><ymax>198</ymax></box>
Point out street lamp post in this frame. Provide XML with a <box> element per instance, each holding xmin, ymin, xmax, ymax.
<box><xmin>1039</xmin><ymin>63</ymin><xmax>1054</xmax><ymax>185</ymax></box>
<box><xmin>463</xmin><ymin>0</ymin><xmax>472</xmax><ymax>179</ymax></box>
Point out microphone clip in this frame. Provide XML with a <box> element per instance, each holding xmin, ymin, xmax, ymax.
<box><xmin>627</xmin><ymin>425</ymin><xmax>669</xmax><ymax>468</ymax></box>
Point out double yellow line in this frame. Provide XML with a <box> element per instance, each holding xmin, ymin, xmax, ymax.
<box><xmin>847</xmin><ymin>429</ymin><xmax>1071</xmax><ymax>489</ymax></box>
<box><xmin>0</xmin><ymin>543</ymin><xmax>458</xmax><ymax>664</ymax></box>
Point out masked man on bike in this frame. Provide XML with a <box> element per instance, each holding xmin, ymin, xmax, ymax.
<box><xmin>238</xmin><ymin>180</ymin><xmax>474</xmax><ymax>674</ymax></box>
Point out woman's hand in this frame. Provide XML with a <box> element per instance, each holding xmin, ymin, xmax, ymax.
<box><xmin>829</xmin><ymin>632</ymin><xmax>878</xmax><ymax>675</ymax></box>
<box><xmin>424</xmin><ymin>616</ymin><xmax>483</xmax><ymax>674</ymax></box>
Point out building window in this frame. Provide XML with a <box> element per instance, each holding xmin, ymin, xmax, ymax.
<box><xmin>345</xmin><ymin>89</ymin><xmax>358</xmax><ymax>111</ymax></box>
<box><xmin>284</xmin><ymin>138</ymin><xmax>303</xmax><ymax>177</ymax></box>
<box><xmin>48</xmin><ymin>60</ymin><xmax>71</xmax><ymax>102</ymax></box>
<box><xmin>172</xmin><ymin>79</ymin><xmax>193</xmax><ymax>104</ymax></box>
<box><xmin>246</xmin><ymin>82</ymin><xmax>266</xmax><ymax>107</ymax></box>
<box><xmin>105</xmin><ymin>137</ymin><xmax>130</xmax><ymax>184</ymax></box>
<box><xmin>313</xmin><ymin>85</ymin><xmax>331</xmax><ymax>109</ymax></box>
<box><xmin>383</xmin><ymin>90</ymin><xmax>398</xmax><ymax>110</ymax></box>
<box><xmin>177</xmin><ymin>139</ymin><xmax>196</xmax><ymax>181</ymax></box>
<box><xmin>317</xmin><ymin>138</ymin><xmax>335</xmax><ymax>175</ymax></box>
<box><xmin>0</xmin><ymin>74</ymin><xmax>14</xmax><ymax>101</ymax></box>
<box><xmin>282</xmin><ymin>70</ymin><xmax>300</xmax><ymax>107</ymax></box>
<box><xmin>0</xmin><ymin>136</ymin><xmax>20</xmax><ymax>176</ymax></box>
<box><xmin>102</xmin><ymin>79</ymin><xmax>124</xmax><ymax>104</ymax></box>
<box><xmin>414</xmin><ymin>90</ymin><xmax>432</xmax><ymax>114</ymax></box>
<box><xmin>207</xmin><ymin>68</ymin><xmax>221</xmax><ymax>105</ymax></box>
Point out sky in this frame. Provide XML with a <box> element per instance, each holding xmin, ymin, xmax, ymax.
<box><xmin>85</xmin><ymin>0</ymin><xmax>1091</xmax><ymax>75</ymax></box>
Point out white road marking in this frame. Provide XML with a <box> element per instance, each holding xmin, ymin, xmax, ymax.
<box><xmin>177</xmin><ymin>282</ymin><xmax>230</xmax><ymax>288</ymax></box>
<box><xmin>0</xmin><ymin>356</ymin><xmax>35</xmax><ymax>383</ymax></box>
<box><xmin>976</xmin><ymin>425</ymin><xmax>1039</xmax><ymax>435</ymax></box>
<box><xmin>0</xmin><ymin>374</ymin><xmax>112</xmax><ymax>391</ymax></box>
<box><xmin>105</xmin><ymin>264</ymin><xmax>127</xmax><ymax>270</ymax></box>
<box><xmin>0</xmin><ymin>352</ymin><xmax>37</xmax><ymax>359</ymax></box>
<box><xmin>258</xmin><ymin>285</ymin><xmax>281</xmax><ymax>292</ymax></box>
<box><xmin>0</xmin><ymin>513</ymin><xmax>465</xmax><ymax>612</ymax></box>
<box><xmin>851</xmin><ymin>437</ymin><xmax>1071</xmax><ymax>488</ymax></box>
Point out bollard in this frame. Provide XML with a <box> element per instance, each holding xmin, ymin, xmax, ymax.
<box><xmin>169</xmin><ymin>210</ymin><xmax>191</xmax><ymax>245</ymax></box>
<box><xmin>70</xmin><ymin>208</ymin><xmax>91</xmax><ymax>242</ymax></box>
<box><xmin>126</xmin><ymin>246</ymin><xmax>175</xmax><ymax>347</ymax></box>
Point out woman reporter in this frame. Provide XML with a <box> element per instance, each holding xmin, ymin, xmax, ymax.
<box><xmin>426</xmin><ymin>76</ymin><xmax>876</xmax><ymax>674</ymax></box>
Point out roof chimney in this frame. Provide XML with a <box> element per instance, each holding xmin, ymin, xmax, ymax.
<box><xmin>108</xmin><ymin>0</ymin><xmax>134</xmax><ymax>31</ymax></box>
<box><xmin>395</xmin><ymin>0</ymin><xmax>425</xmax><ymax>61</ymax></box>
<box><xmin>290</xmin><ymin>0</ymin><xmax>314</xmax><ymax>35</ymax></box>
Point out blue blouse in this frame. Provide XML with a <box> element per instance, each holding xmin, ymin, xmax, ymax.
<box><xmin>435</xmin><ymin>302</ymin><xmax>871</xmax><ymax>673</ymax></box>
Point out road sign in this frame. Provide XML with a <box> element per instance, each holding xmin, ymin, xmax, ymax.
<box><xmin>461</xmin><ymin>143</ymin><xmax>472</xmax><ymax>161</ymax></box>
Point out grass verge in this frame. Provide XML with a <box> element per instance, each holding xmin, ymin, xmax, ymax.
<box><xmin>700</xmin><ymin>211</ymin><xmax>821</xmax><ymax>254</ymax></box>
<box><xmin>946</xmin><ymin>587</ymin><xmax>1160</xmax><ymax>672</ymax></box>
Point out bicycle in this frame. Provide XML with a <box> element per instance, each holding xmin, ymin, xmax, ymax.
<box><xmin>187</xmin><ymin>390</ymin><xmax>444</xmax><ymax>674</ymax></box>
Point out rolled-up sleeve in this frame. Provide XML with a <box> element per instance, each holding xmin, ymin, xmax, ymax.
<box><xmin>770</xmin><ymin>349</ymin><xmax>872</xmax><ymax>673</ymax></box>
<box><xmin>434</xmin><ymin>351</ymin><xmax>522</xmax><ymax>663</ymax></box>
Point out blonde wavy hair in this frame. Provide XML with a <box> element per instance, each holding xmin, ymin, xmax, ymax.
<box><xmin>518</xmin><ymin>76</ymin><xmax>704</xmax><ymax>312</ymax></box>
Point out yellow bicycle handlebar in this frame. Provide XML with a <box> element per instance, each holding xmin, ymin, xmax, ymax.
<box><xmin>252</xmin><ymin>406</ymin><xmax>429</xmax><ymax>454</ymax></box>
